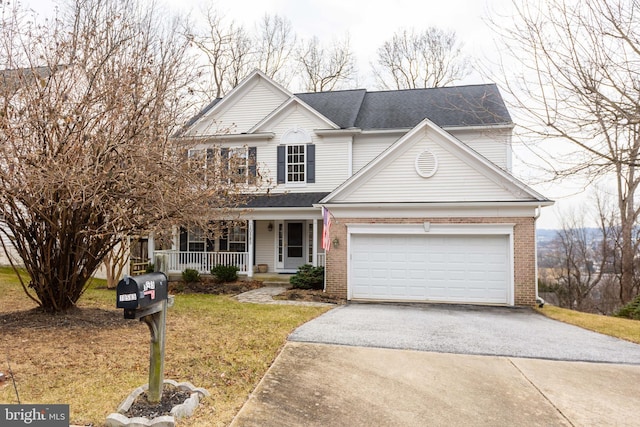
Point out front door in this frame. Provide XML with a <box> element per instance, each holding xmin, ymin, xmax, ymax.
<box><xmin>284</xmin><ymin>221</ymin><xmax>305</xmax><ymax>269</ymax></box>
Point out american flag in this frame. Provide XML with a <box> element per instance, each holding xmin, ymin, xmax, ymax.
<box><xmin>322</xmin><ymin>206</ymin><xmax>332</xmax><ymax>252</ymax></box>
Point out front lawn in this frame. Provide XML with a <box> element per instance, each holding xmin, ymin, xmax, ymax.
<box><xmin>536</xmin><ymin>304</ymin><xmax>640</xmax><ymax>344</ymax></box>
<box><xmin>0</xmin><ymin>267</ymin><xmax>330</xmax><ymax>426</ymax></box>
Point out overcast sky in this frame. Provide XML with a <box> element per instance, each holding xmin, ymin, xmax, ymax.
<box><xmin>19</xmin><ymin>0</ymin><xmax>586</xmax><ymax>229</ymax></box>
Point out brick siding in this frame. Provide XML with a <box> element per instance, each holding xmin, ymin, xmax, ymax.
<box><xmin>324</xmin><ymin>217</ymin><xmax>537</xmax><ymax>307</ymax></box>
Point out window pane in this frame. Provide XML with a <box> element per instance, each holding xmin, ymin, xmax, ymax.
<box><xmin>286</xmin><ymin>144</ymin><xmax>305</xmax><ymax>183</ymax></box>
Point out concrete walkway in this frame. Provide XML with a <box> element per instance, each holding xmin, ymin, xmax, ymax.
<box><xmin>230</xmin><ymin>342</ymin><xmax>640</xmax><ymax>427</ymax></box>
<box><xmin>235</xmin><ymin>286</ymin><xmax>334</xmax><ymax>307</ymax></box>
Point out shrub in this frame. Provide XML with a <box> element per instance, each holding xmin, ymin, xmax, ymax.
<box><xmin>211</xmin><ymin>265</ymin><xmax>239</xmax><ymax>283</ymax></box>
<box><xmin>145</xmin><ymin>263</ymin><xmax>155</xmax><ymax>273</ymax></box>
<box><xmin>290</xmin><ymin>264</ymin><xmax>324</xmax><ymax>290</ymax></box>
<box><xmin>615</xmin><ymin>294</ymin><xmax>640</xmax><ymax>320</ymax></box>
<box><xmin>181</xmin><ymin>268</ymin><xmax>200</xmax><ymax>283</ymax></box>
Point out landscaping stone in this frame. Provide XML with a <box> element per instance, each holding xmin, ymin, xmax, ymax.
<box><xmin>105</xmin><ymin>380</ymin><xmax>210</xmax><ymax>427</ymax></box>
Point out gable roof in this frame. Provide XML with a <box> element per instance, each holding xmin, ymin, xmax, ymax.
<box><xmin>295</xmin><ymin>89</ymin><xmax>366</xmax><ymax>129</ymax></box>
<box><xmin>321</xmin><ymin>118</ymin><xmax>550</xmax><ymax>205</ymax></box>
<box><xmin>296</xmin><ymin>84</ymin><xmax>511</xmax><ymax>130</ymax></box>
<box><xmin>178</xmin><ymin>69</ymin><xmax>292</xmax><ymax>137</ymax></box>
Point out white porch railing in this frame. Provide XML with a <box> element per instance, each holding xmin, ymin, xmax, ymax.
<box><xmin>317</xmin><ymin>253</ymin><xmax>326</xmax><ymax>267</ymax></box>
<box><xmin>154</xmin><ymin>250</ymin><xmax>248</xmax><ymax>274</ymax></box>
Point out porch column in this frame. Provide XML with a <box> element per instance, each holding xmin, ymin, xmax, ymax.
<box><xmin>312</xmin><ymin>219</ymin><xmax>318</xmax><ymax>266</ymax></box>
<box><xmin>247</xmin><ymin>220</ymin><xmax>254</xmax><ymax>277</ymax></box>
<box><xmin>148</xmin><ymin>233</ymin><xmax>155</xmax><ymax>263</ymax></box>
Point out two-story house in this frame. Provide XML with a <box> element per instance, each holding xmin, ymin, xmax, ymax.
<box><xmin>156</xmin><ymin>70</ymin><xmax>552</xmax><ymax>306</ymax></box>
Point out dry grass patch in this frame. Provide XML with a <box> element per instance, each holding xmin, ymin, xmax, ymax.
<box><xmin>0</xmin><ymin>267</ymin><xmax>330</xmax><ymax>426</ymax></box>
<box><xmin>536</xmin><ymin>304</ymin><xmax>640</xmax><ymax>344</ymax></box>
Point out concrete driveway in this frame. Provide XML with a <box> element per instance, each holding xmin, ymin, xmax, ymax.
<box><xmin>231</xmin><ymin>304</ymin><xmax>640</xmax><ymax>426</ymax></box>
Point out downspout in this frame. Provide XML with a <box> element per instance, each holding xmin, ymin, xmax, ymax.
<box><xmin>533</xmin><ymin>205</ymin><xmax>544</xmax><ymax>307</ymax></box>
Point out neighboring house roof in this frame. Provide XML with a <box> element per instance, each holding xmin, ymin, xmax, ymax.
<box><xmin>244</xmin><ymin>192</ymin><xmax>331</xmax><ymax>208</ymax></box>
<box><xmin>296</xmin><ymin>84</ymin><xmax>512</xmax><ymax>130</ymax></box>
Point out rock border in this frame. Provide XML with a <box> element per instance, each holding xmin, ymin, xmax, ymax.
<box><xmin>105</xmin><ymin>380</ymin><xmax>210</xmax><ymax>427</ymax></box>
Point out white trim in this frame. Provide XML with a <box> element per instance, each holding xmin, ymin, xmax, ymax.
<box><xmin>347</xmin><ymin>223</ymin><xmax>515</xmax><ymax>235</ymax></box>
<box><xmin>312</xmin><ymin>219</ymin><xmax>318</xmax><ymax>266</ymax></box>
<box><xmin>314</xmin><ymin>128</ymin><xmax>362</xmax><ymax>136</ymax></box>
<box><xmin>314</xmin><ymin>202</ymin><xmax>550</xmax><ymax>219</ymax></box>
<box><xmin>346</xmin><ymin>222</ymin><xmax>515</xmax><ymax>306</ymax></box>
<box><xmin>247</xmin><ymin>220</ymin><xmax>254</xmax><ymax>277</ymax></box>
<box><xmin>176</xmin><ymin>132</ymin><xmax>275</xmax><ymax>142</ymax></box>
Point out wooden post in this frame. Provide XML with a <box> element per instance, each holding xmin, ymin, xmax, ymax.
<box><xmin>141</xmin><ymin>299</ymin><xmax>167</xmax><ymax>403</ymax></box>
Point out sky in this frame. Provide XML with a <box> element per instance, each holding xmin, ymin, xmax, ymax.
<box><xmin>17</xmin><ymin>0</ymin><xmax>588</xmax><ymax>229</ymax></box>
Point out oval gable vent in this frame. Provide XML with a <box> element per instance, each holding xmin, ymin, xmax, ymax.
<box><xmin>415</xmin><ymin>150</ymin><xmax>438</xmax><ymax>178</ymax></box>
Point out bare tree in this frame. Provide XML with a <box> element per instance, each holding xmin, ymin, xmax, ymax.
<box><xmin>186</xmin><ymin>6</ymin><xmax>253</xmax><ymax>99</ymax></box>
<box><xmin>296</xmin><ymin>35</ymin><xmax>356</xmax><ymax>92</ymax></box>
<box><xmin>0</xmin><ymin>0</ymin><xmax>258</xmax><ymax>312</ymax></box>
<box><xmin>372</xmin><ymin>27</ymin><xmax>471</xmax><ymax>90</ymax></box>
<box><xmin>495</xmin><ymin>0</ymin><xmax>640</xmax><ymax>303</ymax></box>
<box><xmin>552</xmin><ymin>210</ymin><xmax>608</xmax><ymax>310</ymax></box>
<box><xmin>254</xmin><ymin>14</ymin><xmax>297</xmax><ymax>85</ymax></box>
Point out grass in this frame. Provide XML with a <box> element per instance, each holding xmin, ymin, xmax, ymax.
<box><xmin>536</xmin><ymin>304</ymin><xmax>640</xmax><ymax>344</ymax></box>
<box><xmin>0</xmin><ymin>266</ymin><xmax>330</xmax><ymax>426</ymax></box>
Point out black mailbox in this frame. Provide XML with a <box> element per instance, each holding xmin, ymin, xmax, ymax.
<box><xmin>117</xmin><ymin>272</ymin><xmax>168</xmax><ymax>319</ymax></box>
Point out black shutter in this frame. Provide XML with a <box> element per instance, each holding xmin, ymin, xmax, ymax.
<box><xmin>248</xmin><ymin>146</ymin><xmax>257</xmax><ymax>180</ymax></box>
<box><xmin>219</xmin><ymin>224</ymin><xmax>228</xmax><ymax>251</ymax></box>
<box><xmin>179</xmin><ymin>227</ymin><xmax>188</xmax><ymax>251</ymax></box>
<box><xmin>220</xmin><ymin>147</ymin><xmax>229</xmax><ymax>173</ymax></box>
<box><xmin>277</xmin><ymin>145</ymin><xmax>285</xmax><ymax>184</ymax></box>
<box><xmin>306</xmin><ymin>144</ymin><xmax>315</xmax><ymax>183</ymax></box>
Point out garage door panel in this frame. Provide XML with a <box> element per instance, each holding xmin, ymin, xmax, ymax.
<box><xmin>350</xmin><ymin>234</ymin><xmax>510</xmax><ymax>305</ymax></box>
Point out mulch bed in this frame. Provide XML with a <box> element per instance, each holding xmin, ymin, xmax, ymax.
<box><xmin>274</xmin><ymin>289</ymin><xmax>344</xmax><ymax>304</ymax></box>
<box><xmin>169</xmin><ymin>278</ymin><xmax>263</xmax><ymax>295</ymax></box>
<box><xmin>126</xmin><ymin>384</ymin><xmax>191</xmax><ymax>419</ymax></box>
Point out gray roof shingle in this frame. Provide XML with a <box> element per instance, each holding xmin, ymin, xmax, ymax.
<box><xmin>296</xmin><ymin>89</ymin><xmax>366</xmax><ymax>128</ymax></box>
<box><xmin>295</xmin><ymin>84</ymin><xmax>511</xmax><ymax>129</ymax></box>
<box><xmin>243</xmin><ymin>192</ymin><xmax>331</xmax><ymax>208</ymax></box>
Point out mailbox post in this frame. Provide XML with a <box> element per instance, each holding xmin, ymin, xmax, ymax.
<box><xmin>116</xmin><ymin>272</ymin><xmax>172</xmax><ymax>403</ymax></box>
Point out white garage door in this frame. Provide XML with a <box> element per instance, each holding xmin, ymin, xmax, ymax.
<box><xmin>350</xmin><ymin>234</ymin><xmax>510</xmax><ymax>304</ymax></box>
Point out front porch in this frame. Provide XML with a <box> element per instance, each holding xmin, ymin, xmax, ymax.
<box><xmin>154</xmin><ymin>219</ymin><xmax>326</xmax><ymax>277</ymax></box>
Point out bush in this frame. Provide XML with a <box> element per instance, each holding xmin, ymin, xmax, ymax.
<box><xmin>290</xmin><ymin>264</ymin><xmax>324</xmax><ymax>290</ymax></box>
<box><xmin>145</xmin><ymin>263</ymin><xmax>155</xmax><ymax>273</ymax></box>
<box><xmin>615</xmin><ymin>294</ymin><xmax>640</xmax><ymax>320</ymax></box>
<box><xmin>181</xmin><ymin>268</ymin><xmax>200</xmax><ymax>283</ymax></box>
<box><xmin>211</xmin><ymin>265</ymin><xmax>239</xmax><ymax>283</ymax></box>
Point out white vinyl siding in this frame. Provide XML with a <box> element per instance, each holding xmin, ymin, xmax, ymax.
<box><xmin>353</xmin><ymin>128</ymin><xmax>512</xmax><ymax>176</ymax></box>
<box><xmin>337</xmin><ymin>132</ymin><xmax>520</xmax><ymax>203</ymax></box>
<box><xmin>255</xmin><ymin>221</ymin><xmax>275</xmax><ymax>270</ymax></box>
<box><xmin>449</xmin><ymin>128</ymin><xmax>511</xmax><ymax>171</ymax></box>
<box><xmin>188</xmin><ymin>77</ymin><xmax>288</xmax><ymax>135</ymax></box>
<box><xmin>352</xmin><ymin>134</ymin><xmax>398</xmax><ymax>173</ymax></box>
<box><xmin>266</xmin><ymin>107</ymin><xmax>349</xmax><ymax>192</ymax></box>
